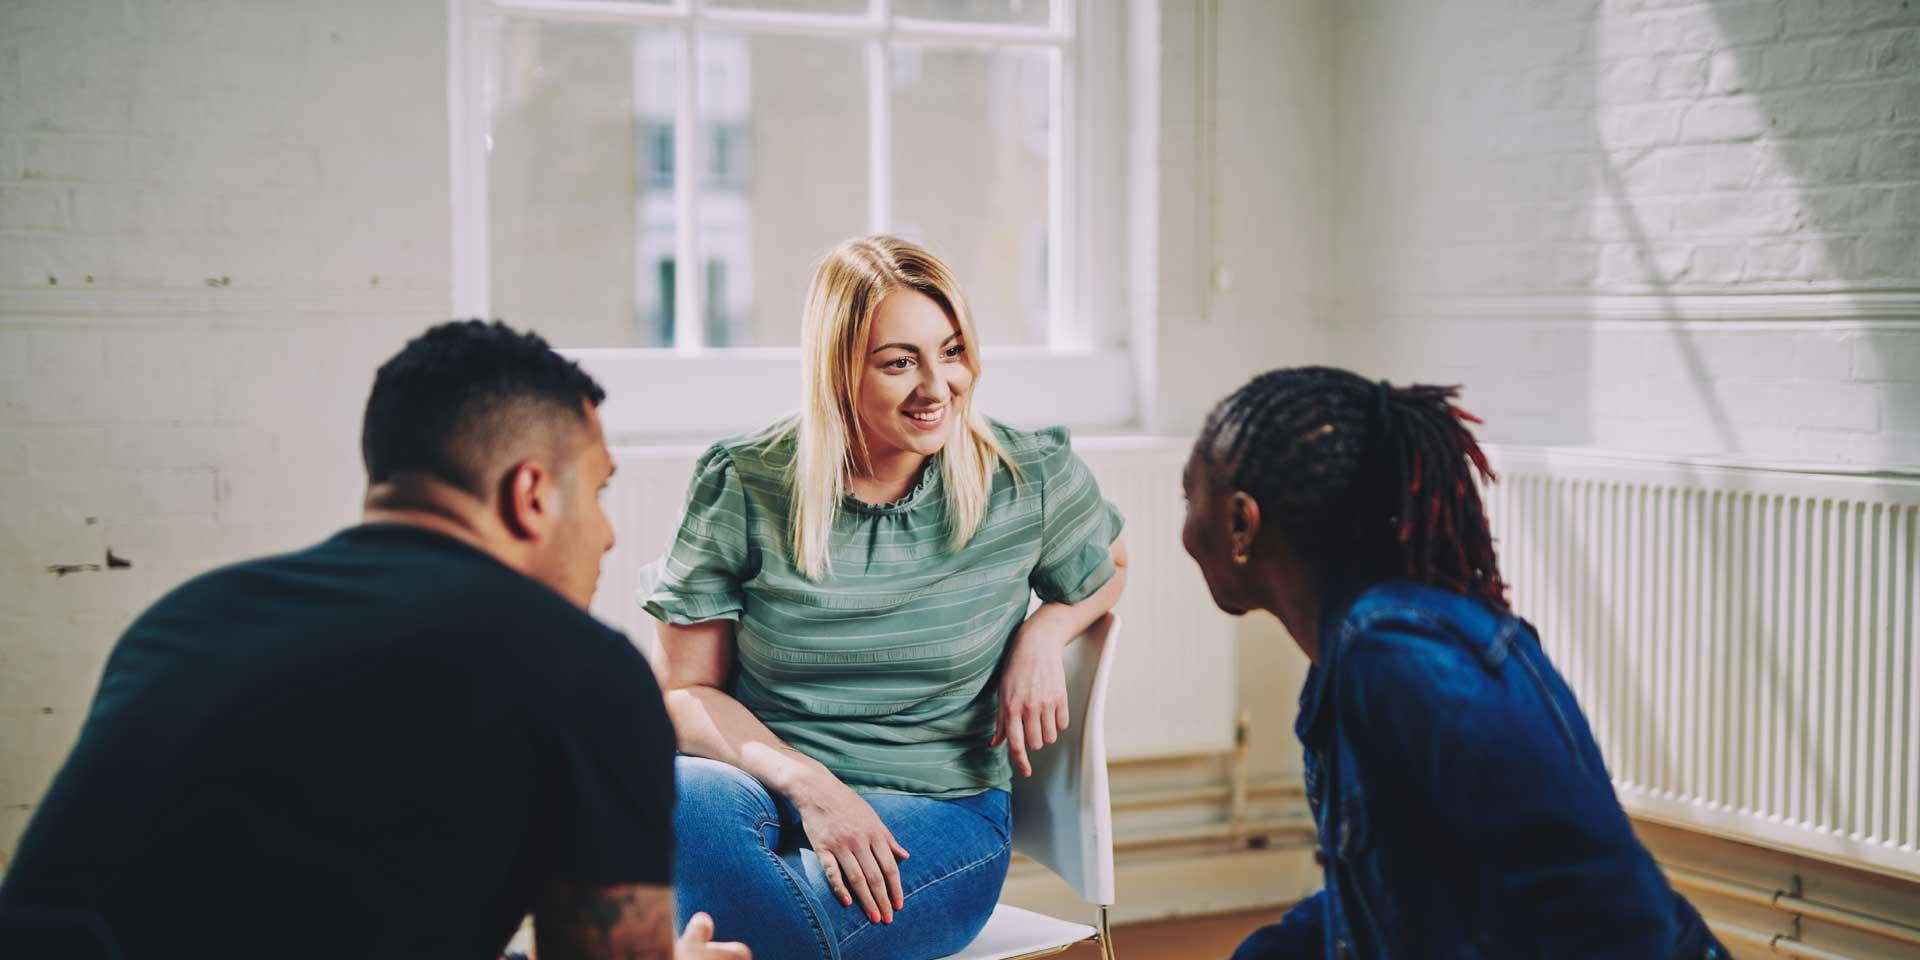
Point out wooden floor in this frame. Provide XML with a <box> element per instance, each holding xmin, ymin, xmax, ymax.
<box><xmin>1053</xmin><ymin>907</ymin><xmax>1279</xmax><ymax>960</ymax></box>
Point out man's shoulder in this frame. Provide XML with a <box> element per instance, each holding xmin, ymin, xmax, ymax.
<box><xmin>135</xmin><ymin>526</ymin><xmax>625</xmax><ymax>658</ymax></box>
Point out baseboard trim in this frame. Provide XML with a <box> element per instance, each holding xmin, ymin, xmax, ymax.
<box><xmin>1001</xmin><ymin>843</ymin><xmax>1317</xmax><ymax>928</ymax></box>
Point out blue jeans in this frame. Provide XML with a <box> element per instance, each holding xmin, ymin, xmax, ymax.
<box><xmin>672</xmin><ymin>757</ymin><xmax>1010</xmax><ymax>960</ymax></box>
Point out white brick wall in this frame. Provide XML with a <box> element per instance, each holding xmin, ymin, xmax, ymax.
<box><xmin>1332</xmin><ymin>0</ymin><xmax>1920</xmax><ymax>469</ymax></box>
<box><xmin>0</xmin><ymin>0</ymin><xmax>448</xmax><ymax>863</ymax></box>
<box><xmin>2</xmin><ymin>0</ymin><xmax>1912</xmax><ymax>884</ymax></box>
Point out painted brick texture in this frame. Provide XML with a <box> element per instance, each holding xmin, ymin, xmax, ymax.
<box><xmin>1332</xmin><ymin>0</ymin><xmax>1920</xmax><ymax>467</ymax></box>
<box><xmin>0</xmin><ymin>0</ymin><xmax>448</xmax><ymax>861</ymax></box>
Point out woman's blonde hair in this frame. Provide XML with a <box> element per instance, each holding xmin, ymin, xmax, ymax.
<box><xmin>785</xmin><ymin>236</ymin><xmax>1016</xmax><ymax>580</ymax></box>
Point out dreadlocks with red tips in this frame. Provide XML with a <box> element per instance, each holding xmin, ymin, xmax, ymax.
<box><xmin>1196</xmin><ymin>366</ymin><xmax>1509</xmax><ymax>609</ymax></box>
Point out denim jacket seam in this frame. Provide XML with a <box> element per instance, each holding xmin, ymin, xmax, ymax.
<box><xmin>1345</xmin><ymin>598</ymin><xmax>1520</xmax><ymax>672</ymax></box>
<box><xmin>1486</xmin><ymin>616</ymin><xmax>1522</xmax><ymax>666</ymax></box>
<box><xmin>1344</xmin><ymin>606</ymin><xmax>1449</xmax><ymax>639</ymax></box>
<box><xmin>1509</xmin><ymin>641</ymin><xmax>1594</xmax><ymax>777</ymax></box>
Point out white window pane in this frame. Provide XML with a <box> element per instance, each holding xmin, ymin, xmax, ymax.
<box><xmin>697</xmin><ymin>32</ymin><xmax>868</xmax><ymax>347</ymax></box>
<box><xmin>704</xmin><ymin>0</ymin><xmax>869</xmax><ymax>14</ymax></box>
<box><xmin>890</xmin><ymin>44</ymin><xmax>1052</xmax><ymax>347</ymax></box>
<box><xmin>893</xmin><ymin>0</ymin><xmax>1050</xmax><ymax>26</ymax></box>
<box><xmin>489</xmin><ymin>21</ymin><xmax>678</xmax><ymax>348</ymax></box>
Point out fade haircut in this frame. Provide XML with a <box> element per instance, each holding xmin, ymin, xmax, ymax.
<box><xmin>1197</xmin><ymin>366</ymin><xmax>1508</xmax><ymax>609</ymax></box>
<box><xmin>361</xmin><ymin>320</ymin><xmax>607</xmax><ymax>499</ymax></box>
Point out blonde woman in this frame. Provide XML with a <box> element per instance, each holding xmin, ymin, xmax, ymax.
<box><xmin>645</xmin><ymin>237</ymin><xmax>1128</xmax><ymax>960</ymax></box>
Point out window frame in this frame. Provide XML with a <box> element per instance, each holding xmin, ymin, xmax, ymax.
<box><xmin>448</xmin><ymin>0</ymin><xmax>1139</xmax><ymax>438</ymax></box>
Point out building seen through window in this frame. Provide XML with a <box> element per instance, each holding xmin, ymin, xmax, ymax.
<box><xmin>483</xmin><ymin>0</ymin><xmax>1061</xmax><ymax>351</ymax></box>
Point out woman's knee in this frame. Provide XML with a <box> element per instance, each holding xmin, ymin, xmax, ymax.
<box><xmin>839</xmin><ymin>839</ymin><xmax>1010</xmax><ymax>960</ymax></box>
<box><xmin>673</xmin><ymin>759</ymin><xmax>836</xmax><ymax>957</ymax></box>
<box><xmin>674</xmin><ymin>756</ymin><xmax>779</xmax><ymax>835</ymax></box>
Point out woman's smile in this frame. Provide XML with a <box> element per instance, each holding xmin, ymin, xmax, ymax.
<box><xmin>903</xmin><ymin>405</ymin><xmax>946</xmax><ymax>430</ymax></box>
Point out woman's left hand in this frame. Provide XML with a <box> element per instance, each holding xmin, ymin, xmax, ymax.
<box><xmin>993</xmin><ymin>626</ymin><xmax>1071</xmax><ymax>777</ymax></box>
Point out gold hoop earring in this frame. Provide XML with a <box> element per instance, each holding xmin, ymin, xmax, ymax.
<box><xmin>1232</xmin><ymin>550</ymin><xmax>1249</xmax><ymax>566</ymax></box>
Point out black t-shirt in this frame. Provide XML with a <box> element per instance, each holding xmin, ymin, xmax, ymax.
<box><xmin>0</xmin><ymin>524</ymin><xmax>675</xmax><ymax>959</ymax></box>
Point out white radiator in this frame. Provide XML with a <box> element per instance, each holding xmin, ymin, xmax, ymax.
<box><xmin>1484</xmin><ymin>447</ymin><xmax>1920</xmax><ymax>881</ymax></box>
<box><xmin>589</xmin><ymin>436</ymin><xmax>1239</xmax><ymax>762</ymax></box>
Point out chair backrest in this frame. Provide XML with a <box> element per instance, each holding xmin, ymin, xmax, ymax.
<box><xmin>1008</xmin><ymin>613</ymin><xmax>1118</xmax><ymax>907</ymax></box>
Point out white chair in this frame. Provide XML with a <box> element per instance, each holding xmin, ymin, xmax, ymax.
<box><xmin>942</xmin><ymin>614</ymin><xmax>1119</xmax><ymax>960</ymax></box>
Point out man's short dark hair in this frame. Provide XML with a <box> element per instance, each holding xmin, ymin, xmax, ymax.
<box><xmin>362</xmin><ymin>320</ymin><xmax>607</xmax><ymax>498</ymax></box>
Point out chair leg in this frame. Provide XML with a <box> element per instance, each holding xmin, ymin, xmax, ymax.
<box><xmin>1097</xmin><ymin>906</ymin><xmax>1115</xmax><ymax>960</ymax></box>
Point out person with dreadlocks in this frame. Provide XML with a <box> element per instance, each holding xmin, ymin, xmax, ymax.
<box><xmin>1181</xmin><ymin>367</ymin><xmax>1725</xmax><ymax>959</ymax></box>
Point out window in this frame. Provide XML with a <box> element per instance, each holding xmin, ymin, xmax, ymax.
<box><xmin>705</xmin><ymin>257</ymin><xmax>733</xmax><ymax>345</ymax></box>
<box><xmin>656</xmin><ymin>257</ymin><xmax>676</xmax><ymax>345</ymax></box>
<box><xmin>451</xmin><ymin>0</ymin><xmax>1138</xmax><ymax>436</ymax></box>
<box><xmin>644</xmin><ymin>123</ymin><xmax>675</xmax><ymax>188</ymax></box>
<box><xmin>708</xmin><ymin>125</ymin><xmax>744</xmax><ymax>187</ymax></box>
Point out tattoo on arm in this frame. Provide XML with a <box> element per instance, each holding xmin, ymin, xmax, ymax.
<box><xmin>535</xmin><ymin>881</ymin><xmax>676</xmax><ymax>960</ymax></box>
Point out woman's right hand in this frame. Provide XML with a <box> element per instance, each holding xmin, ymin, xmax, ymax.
<box><xmin>790</xmin><ymin>771</ymin><xmax>910</xmax><ymax>925</ymax></box>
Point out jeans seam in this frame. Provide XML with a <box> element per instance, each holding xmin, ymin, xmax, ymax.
<box><xmin>835</xmin><ymin>836</ymin><xmax>1012</xmax><ymax>948</ymax></box>
<box><xmin>754</xmin><ymin>815</ymin><xmax>837</xmax><ymax>960</ymax></box>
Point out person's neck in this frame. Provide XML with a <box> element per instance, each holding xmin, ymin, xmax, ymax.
<box><xmin>362</xmin><ymin>476</ymin><xmax>514</xmax><ymax>569</ymax></box>
<box><xmin>1252</xmin><ymin>563</ymin><xmax>1325</xmax><ymax>665</ymax></box>
<box><xmin>850</xmin><ymin>447</ymin><xmax>931</xmax><ymax>504</ymax></box>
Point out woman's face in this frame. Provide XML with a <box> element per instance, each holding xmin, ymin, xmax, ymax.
<box><xmin>855</xmin><ymin>288</ymin><xmax>974</xmax><ymax>466</ymax></box>
<box><xmin>1181</xmin><ymin>448</ymin><xmax>1258</xmax><ymax>616</ymax></box>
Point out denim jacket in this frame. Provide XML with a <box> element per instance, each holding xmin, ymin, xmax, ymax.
<box><xmin>1235</xmin><ymin>581</ymin><xmax>1725</xmax><ymax>960</ymax></box>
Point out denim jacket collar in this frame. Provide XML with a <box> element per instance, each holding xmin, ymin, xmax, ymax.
<box><xmin>1294</xmin><ymin>663</ymin><xmax>1332</xmax><ymax>753</ymax></box>
<box><xmin>1292</xmin><ymin>579</ymin><xmax>1367</xmax><ymax>752</ymax></box>
<box><xmin>1293</xmin><ymin>579</ymin><xmax>1522</xmax><ymax>752</ymax></box>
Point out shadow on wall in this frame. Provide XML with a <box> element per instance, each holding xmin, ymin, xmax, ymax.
<box><xmin>1590</xmin><ymin>0</ymin><xmax>1920</xmax><ymax>459</ymax></box>
<box><xmin>1334</xmin><ymin>0</ymin><xmax>1919</xmax><ymax>464</ymax></box>
<box><xmin>1524</xmin><ymin>0</ymin><xmax>1920</xmax><ymax>889</ymax></box>
<box><xmin>1330</xmin><ymin>0</ymin><xmax>1599</xmax><ymax>448</ymax></box>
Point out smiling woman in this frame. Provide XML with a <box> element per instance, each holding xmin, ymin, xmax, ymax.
<box><xmin>789</xmin><ymin>238</ymin><xmax>1011</xmax><ymax>582</ymax></box>
<box><xmin>641</xmin><ymin>236</ymin><xmax>1130</xmax><ymax>960</ymax></box>
<box><xmin>857</xmin><ymin>294</ymin><xmax>970</xmax><ymax>468</ymax></box>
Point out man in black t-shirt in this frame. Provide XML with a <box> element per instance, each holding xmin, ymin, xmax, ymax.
<box><xmin>1</xmin><ymin>321</ymin><xmax>746</xmax><ymax>960</ymax></box>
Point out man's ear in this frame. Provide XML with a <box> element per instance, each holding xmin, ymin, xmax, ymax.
<box><xmin>500</xmin><ymin>460</ymin><xmax>551</xmax><ymax>541</ymax></box>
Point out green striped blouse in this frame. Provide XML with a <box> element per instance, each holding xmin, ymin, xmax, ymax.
<box><xmin>643</xmin><ymin>420</ymin><xmax>1125</xmax><ymax>798</ymax></box>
